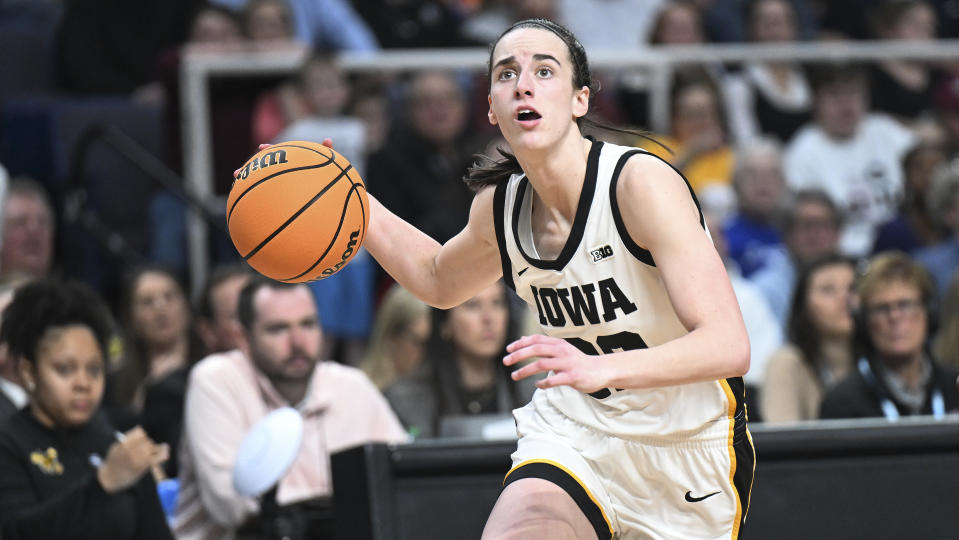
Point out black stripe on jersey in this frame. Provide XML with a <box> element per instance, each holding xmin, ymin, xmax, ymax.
<box><xmin>493</xmin><ymin>180</ymin><xmax>515</xmax><ymax>291</ymax></box>
<box><xmin>504</xmin><ymin>462</ymin><xmax>613</xmax><ymax>540</ymax></box>
<box><xmin>511</xmin><ymin>140</ymin><xmax>603</xmax><ymax>271</ymax></box>
<box><xmin>609</xmin><ymin>149</ymin><xmax>707</xmax><ymax>267</ymax></box>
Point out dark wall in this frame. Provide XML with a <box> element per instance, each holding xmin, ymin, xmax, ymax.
<box><xmin>332</xmin><ymin>419</ymin><xmax>959</xmax><ymax>540</ymax></box>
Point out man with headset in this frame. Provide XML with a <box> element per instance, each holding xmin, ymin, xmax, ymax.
<box><xmin>820</xmin><ymin>252</ymin><xmax>959</xmax><ymax>419</ymax></box>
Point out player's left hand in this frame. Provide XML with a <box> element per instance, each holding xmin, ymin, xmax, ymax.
<box><xmin>504</xmin><ymin>335</ymin><xmax>612</xmax><ymax>394</ymax></box>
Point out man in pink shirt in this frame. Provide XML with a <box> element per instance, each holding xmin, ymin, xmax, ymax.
<box><xmin>174</xmin><ymin>277</ymin><xmax>407</xmax><ymax>539</ymax></box>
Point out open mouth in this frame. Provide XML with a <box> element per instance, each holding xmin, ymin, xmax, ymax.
<box><xmin>517</xmin><ymin>109</ymin><xmax>541</xmax><ymax>121</ymax></box>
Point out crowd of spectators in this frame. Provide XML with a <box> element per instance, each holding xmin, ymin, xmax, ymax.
<box><xmin>2</xmin><ymin>0</ymin><xmax>959</xmax><ymax>537</ymax></box>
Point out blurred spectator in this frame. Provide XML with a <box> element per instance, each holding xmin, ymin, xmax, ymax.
<box><xmin>55</xmin><ymin>0</ymin><xmax>195</xmax><ymax>94</ymax></box>
<box><xmin>0</xmin><ymin>178</ymin><xmax>54</xmax><ymax>286</ymax></box>
<box><xmin>784</xmin><ymin>63</ymin><xmax>916</xmax><ymax>256</ymax></box>
<box><xmin>761</xmin><ymin>254</ymin><xmax>856</xmax><ymax>423</ymax></box>
<box><xmin>348</xmin><ymin>82</ymin><xmax>393</xmax><ymax>156</ymax></box>
<box><xmin>558</xmin><ymin>0</ymin><xmax>664</xmax><ymax>49</ymax></box>
<box><xmin>872</xmin><ymin>142</ymin><xmax>948</xmax><ymax>254</ymax></box>
<box><xmin>933</xmin><ymin>271</ymin><xmax>959</xmax><ymax>368</ymax></box>
<box><xmin>108</xmin><ymin>266</ymin><xmax>204</xmax><ymax>477</ymax></box>
<box><xmin>750</xmin><ymin>189</ymin><xmax>842</xmax><ymax>326</ymax></box>
<box><xmin>385</xmin><ymin>281</ymin><xmax>535</xmax><ymax>439</ymax></box>
<box><xmin>148</xmin><ymin>4</ymin><xmax>259</xmax><ymax>278</ymax></box>
<box><xmin>820</xmin><ymin>252</ymin><xmax>959</xmax><ymax>419</ymax></box>
<box><xmin>366</xmin><ymin>71</ymin><xmax>483</xmax><ymax>243</ymax></box>
<box><xmin>211</xmin><ymin>0</ymin><xmax>378</xmax><ymax>50</ymax></box>
<box><xmin>821</xmin><ymin>0</ymin><xmax>958</xmax><ymax>40</ymax></box>
<box><xmin>242</xmin><ymin>0</ymin><xmax>296</xmax><ymax>43</ymax></box>
<box><xmin>361</xmin><ymin>284</ymin><xmax>432</xmax><ymax>391</ymax></box>
<box><xmin>700</xmin><ymin>0</ymin><xmax>819</xmax><ymax>43</ymax></box>
<box><xmin>195</xmin><ymin>263</ymin><xmax>252</xmax><ymax>354</ymax></box>
<box><xmin>640</xmin><ymin>70</ymin><xmax>735</xmax><ymax>195</ymax></box>
<box><xmin>252</xmin><ymin>51</ymin><xmax>359</xmax><ymax>153</ymax></box>
<box><xmin>187</xmin><ymin>2</ymin><xmax>244</xmax><ymax>45</ymax></box>
<box><xmin>174</xmin><ymin>277</ymin><xmax>405</xmax><ymax>539</ymax></box>
<box><xmin>869</xmin><ymin>0</ymin><xmax>941</xmax><ymax>126</ymax></box>
<box><xmin>935</xmin><ymin>71</ymin><xmax>959</xmax><ymax>157</ymax></box>
<box><xmin>353</xmin><ymin>0</ymin><xmax>467</xmax><ymax>48</ymax></box>
<box><xmin>253</xmin><ymin>52</ymin><xmax>378</xmax><ymax>367</ymax></box>
<box><xmin>934</xmin><ymin>270</ymin><xmax>959</xmax><ymax>368</ymax></box>
<box><xmin>617</xmin><ymin>0</ymin><xmax>707</xmax><ymax>130</ymax></box>
<box><xmin>915</xmin><ymin>157</ymin><xmax>959</xmax><ymax>300</ymax></box>
<box><xmin>705</xmin><ymin>210</ymin><xmax>782</xmax><ymax>417</ymax></box>
<box><xmin>0</xmin><ymin>280</ymin><xmax>172</xmax><ymax>539</ymax></box>
<box><xmin>722</xmin><ymin>0</ymin><xmax>813</xmax><ymax>144</ymax></box>
<box><xmin>461</xmin><ymin>0</ymin><xmax>558</xmax><ymax>44</ymax></box>
<box><xmin>723</xmin><ymin>138</ymin><xmax>788</xmax><ymax>277</ymax></box>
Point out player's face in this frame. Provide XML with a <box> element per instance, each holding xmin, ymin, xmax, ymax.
<box><xmin>445</xmin><ymin>282</ymin><xmax>509</xmax><ymax>363</ymax></box>
<box><xmin>806</xmin><ymin>263</ymin><xmax>855</xmax><ymax>339</ymax></box>
<box><xmin>864</xmin><ymin>281</ymin><xmax>927</xmax><ymax>361</ymax></box>
<box><xmin>487</xmin><ymin>28</ymin><xmax>589</xmax><ymax>152</ymax></box>
<box><xmin>22</xmin><ymin>325</ymin><xmax>105</xmax><ymax>429</ymax></box>
<box><xmin>245</xmin><ymin>286</ymin><xmax>322</xmax><ymax>382</ymax></box>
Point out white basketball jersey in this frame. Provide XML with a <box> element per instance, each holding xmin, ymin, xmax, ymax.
<box><xmin>493</xmin><ymin>140</ymin><xmax>744</xmax><ymax>440</ymax></box>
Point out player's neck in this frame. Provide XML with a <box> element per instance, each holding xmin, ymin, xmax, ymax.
<box><xmin>516</xmin><ymin>135</ymin><xmax>592</xmax><ymax>220</ymax></box>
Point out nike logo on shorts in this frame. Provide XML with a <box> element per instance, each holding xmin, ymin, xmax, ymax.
<box><xmin>684</xmin><ymin>490</ymin><xmax>720</xmax><ymax>503</ymax></box>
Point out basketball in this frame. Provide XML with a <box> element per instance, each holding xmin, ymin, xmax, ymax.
<box><xmin>226</xmin><ymin>141</ymin><xmax>369</xmax><ymax>282</ymax></box>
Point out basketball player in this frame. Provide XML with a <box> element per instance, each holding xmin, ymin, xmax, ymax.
<box><xmin>278</xmin><ymin>18</ymin><xmax>754</xmax><ymax>540</ymax></box>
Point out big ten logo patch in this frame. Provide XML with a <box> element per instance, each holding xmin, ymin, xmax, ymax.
<box><xmin>236</xmin><ymin>149</ymin><xmax>289</xmax><ymax>180</ymax></box>
<box><xmin>590</xmin><ymin>244</ymin><xmax>614</xmax><ymax>263</ymax></box>
<box><xmin>31</xmin><ymin>447</ymin><xmax>64</xmax><ymax>475</ymax></box>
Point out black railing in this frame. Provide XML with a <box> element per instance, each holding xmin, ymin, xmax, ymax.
<box><xmin>65</xmin><ymin>124</ymin><xmax>228</xmax><ymax>269</ymax></box>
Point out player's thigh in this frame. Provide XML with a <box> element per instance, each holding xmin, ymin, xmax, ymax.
<box><xmin>482</xmin><ymin>478</ymin><xmax>598</xmax><ymax>540</ymax></box>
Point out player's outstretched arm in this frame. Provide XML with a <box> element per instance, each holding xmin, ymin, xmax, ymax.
<box><xmin>365</xmin><ymin>186</ymin><xmax>503</xmax><ymax>309</ymax></box>
<box><xmin>505</xmin><ymin>154</ymin><xmax>749</xmax><ymax>392</ymax></box>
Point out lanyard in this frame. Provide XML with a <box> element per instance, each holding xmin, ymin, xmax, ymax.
<box><xmin>856</xmin><ymin>358</ymin><xmax>945</xmax><ymax>420</ymax></box>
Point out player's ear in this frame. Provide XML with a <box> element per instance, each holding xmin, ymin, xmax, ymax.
<box><xmin>572</xmin><ymin>86</ymin><xmax>589</xmax><ymax>119</ymax></box>
<box><xmin>488</xmin><ymin>94</ymin><xmax>498</xmax><ymax>126</ymax></box>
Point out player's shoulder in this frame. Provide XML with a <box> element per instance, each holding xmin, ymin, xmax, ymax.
<box><xmin>615</xmin><ymin>145</ymin><xmax>687</xmax><ymax>195</ymax></box>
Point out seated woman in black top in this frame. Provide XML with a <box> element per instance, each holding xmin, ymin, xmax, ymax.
<box><xmin>0</xmin><ymin>279</ymin><xmax>172</xmax><ymax>540</ymax></box>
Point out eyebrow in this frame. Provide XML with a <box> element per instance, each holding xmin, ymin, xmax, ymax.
<box><xmin>492</xmin><ymin>53</ymin><xmax>562</xmax><ymax>71</ymax></box>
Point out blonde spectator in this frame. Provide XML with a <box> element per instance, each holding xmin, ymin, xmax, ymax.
<box><xmin>361</xmin><ymin>284</ymin><xmax>432</xmax><ymax>390</ymax></box>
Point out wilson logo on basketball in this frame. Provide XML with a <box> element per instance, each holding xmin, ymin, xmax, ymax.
<box><xmin>322</xmin><ymin>230</ymin><xmax>360</xmax><ymax>277</ymax></box>
<box><xmin>237</xmin><ymin>150</ymin><xmax>289</xmax><ymax>180</ymax></box>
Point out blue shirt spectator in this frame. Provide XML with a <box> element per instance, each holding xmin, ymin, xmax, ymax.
<box><xmin>725</xmin><ymin>215</ymin><xmax>781</xmax><ymax>278</ymax></box>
